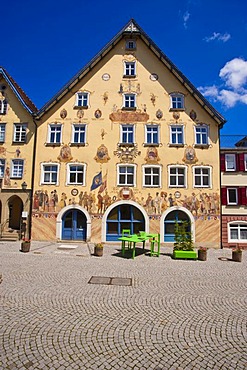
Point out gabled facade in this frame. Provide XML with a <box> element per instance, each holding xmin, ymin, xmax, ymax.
<box><xmin>31</xmin><ymin>20</ymin><xmax>225</xmax><ymax>247</ymax></box>
<box><xmin>0</xmin><ymin>67</ymin><xmax>37</xmax><ymax>240</ymax></box>
<box><xmin>220</xmin><ymin>135</ymin><xmax>247</xmax><ymax>248</ymax></box>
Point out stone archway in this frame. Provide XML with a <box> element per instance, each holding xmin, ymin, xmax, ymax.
<box><xmin>8</xmin><ymin>195</ymin><xmax>23</xmax><ymax>230</ymax></box>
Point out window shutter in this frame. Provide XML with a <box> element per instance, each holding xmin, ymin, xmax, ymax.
<box><xmin>240</xmin><ymin>187</ymin><xmax>247</xmax><ymax>206</ymax></box>
<box><xmin>237</xmin><ymin>187</ymin><xmax>242</xmax><ymax>205</ymax></box>
<box><xmin>220</xmin><ymin>154</ymin><xmax>225</xmax><ymax>172</ymax></box>
<box><xmin>238</xmin><ymin>153</ymin><xmax>245</xmax><ymax>171</ymax></box>
<box><xmin>221</xmin><ymin>188</ymin><xmax>227</xmax><ymax>205</ymax></box>
<box><xmin>235</xmin><ymin>153</ymin><xmax>239</xmax><ymax>171</ymax></box>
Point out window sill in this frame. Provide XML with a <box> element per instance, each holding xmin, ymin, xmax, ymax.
<box><xmin>73</xmin><ymin>106</ymin><xmax>88</xmax><ymax>110</ymax></box>
<box><xmin>143</xmin><ymin>143</ymin><xmax>159</xmax><ymax>147</ymax></box>
<box><xmin>119</xmin><ymin>142</ymin><xmax>135</xmax><ymax>146</ymax></box>
<box><xmin>70</xmin><ymin>143</ymin><xmax>86</xmax><ymax>147</ymax></box>
<box><xmin>121</xmin><ymin>107</ymin><xmax>136</xmax><ymax>111</ymax></box>
<box><xmin>12</xmin><ymin>141</ymin><xmax>26</xmax><ymax>145</ymax></box>
<box><xmin>169</xmin><ymin>143</ymin><xmax>184</xmax><ymax>148</ymax></box>
<box><xmin>194</xmin><ymin>144</ymin><xmax>209</xmax><ymax>149</ymax></box>
<box><xmin>169</xmin><ymin>108</ymin><xmax>185</xmax><ymax>112</ymax></box>
<box><xmin>123</xmin><ymin>75</ymin><xmax>136</xmax><ymax>79</ymax></box>
<box><xmin>45</xmin><ymin>143</ymin><xmax>61</xmax><ymax>147</ymax></box>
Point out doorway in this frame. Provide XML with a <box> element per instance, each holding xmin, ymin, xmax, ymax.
<box><xmin>8</xmin><ymin>196</ymin><xmax>23</xmax><ymax>230</ymax></box>
<box><xmin>62</xmin><ymin>209</ymin><xmax>87</xmax><ymax>240</ymax></box>
<box><xmin>164</xmin><ymin>209</ymin><xmax>191</xmax><ymax>242</ymax></box>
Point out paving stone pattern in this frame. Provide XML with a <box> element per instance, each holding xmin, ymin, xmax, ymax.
<box><xmin>0</xmin><ymin>241</ymin><xmax>246</xmax><ymax>370</ymax></box>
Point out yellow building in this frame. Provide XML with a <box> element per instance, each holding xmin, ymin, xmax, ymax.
<box><xmin>32</xmin><ymin>19</ymin><xmax>225</xmax><ymax>247</ymax></box>
<box><xmin>0</xmin><ymin>67</ymin><xmax>37</xmax><ymax>241</ymax></box>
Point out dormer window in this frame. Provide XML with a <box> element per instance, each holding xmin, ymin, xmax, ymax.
<box><xmin>170</xmin><ymin>93</ymin><xmax>185</xmax><ymax>110</ymax></box>
<box><xmin>75</xmin><ymin>92</ymin><xmax>89</xmax><ymax>108</ymax></box>
<box><xmin>124</xmin><ymin>61</ymin><xmax>136</xmax><ymax>77</ymax></box>
<box><xmin>125</xmin><ymin>39</ymin><xmax>136</xmax><ymax>50</ymax></box>
<box><xmin>0</xmin><ymin>99</ymin><xmax>7</xmax><ymax>115</ymax></box>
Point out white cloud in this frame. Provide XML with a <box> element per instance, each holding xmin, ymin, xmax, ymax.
<box><xmin>204</xmin><ymin>32</ymin><xmax>231</xmax><ymax>43</ymax></box>
<box><xmin>198</xmin><ymin>58</ymin><xmax>247</xmax><ymax>108</ymax></box>
<box><xmin>183</xmin><ymin>11</ymin><xmax>190</xmax><ymax>29</ymax></box>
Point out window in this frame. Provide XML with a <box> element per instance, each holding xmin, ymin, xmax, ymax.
<box><xmin>0</xmin><ymin>99</ymin><xmax>7</xmax><ymax>114</ymax></box>
<box><xmin>193</xmin><ymin>167</ymin><xmax>211</xmax><ymax>187</ymax></box>
<box><xmin>225</xmin><ymin>154</ymin><xmax>236</xmax><ymax>171</ymax></box>
<box><xmin>67</xmin><ymin>164</ymin><xmax>85</xmax><ymax>185</ymax></box>
<box><xmin>75</xmin><ymin>92</ymin><xmax>89</xmax><ymax>108</ymax></box>
<box><xmin>48</xmin><ymin>124</ymin><xmax>62</xmax><ymax>144</ymax></box>
<box><xmin>170</xmin><ymin>93</ymin><xmax>184</xmax><ymax>109</ymax></box>
<box><xmin>13</xmin><ymin>124</ymin><xmax>27</xmax><ymax>143</ymax></box>
<box><xmin>143</xmin><ymin>166</ymin><xmax>161</xmax><ymax>187</ymax></box>
<box><xmin>0</xmin><ymin>159</ymin><xmax>5</xmax><ymax>177</ymax></box>
<box><xmin>169</xmin><ymin>166</ymin><xmax>186</xmax><ymax>187</ymax></box>
<box><xmin>72</xmin><ymin>124</ymin><xmax>86</xmax><ymax>144</ymax></box>
<box><xmin>145</xmin><ymin>125</ymin><xmax>159</xmax><ymax>145</ymax></box>
<box><xmin>123</xmin><ymin>94</ymin><xmax>136</xmax><ymax>109</ymax></box>
<box><xmin>11</xmin><ymin>159</ymin><xmax>24</xmax><ymax>178</ymax></box>
<box><xmin>118</xmin><ymin>165</ymin><xmax>135</xmax><ymax>186</ymax></box>
<box><xmin>0</xmin><ymin>124</ymin><xmax>6</xmax><ymax>142</ymax></box>
<box><xmin>170</xmin><ymin>125</ymin><xmax>184</xmax><ymax>145</ymax></box>
<box><xmin>124</xmin><ymin>62</ymin><xmax>136</xmax><ymax>77</ymax></box>
<box><xmin>121</xmin><ymin>125</ymin><xmax>134</xmax><ymax>144</ymax></box>
<box><xmin>42</xmin><ymin>164</ymin><xmax>59</xmax><ymax>184</ymax></box>
<box><xmin>126</xmin><ymin>39</ymin><xmax>136</xmax><ymax>50</ymax></box>
<box><xmin>195</xmin><ymin>125</ymin><xmax>208</xmax><ymax>145</ymax></box>
<box><xmin>227</xmin><ymin>188</ymin><xmax>238</xmax><ymax>205</ymax></box>
<box><xmin>229</xmin><ymin>223</ymin><xmax>247</xmax><ymax>242</ymax></box>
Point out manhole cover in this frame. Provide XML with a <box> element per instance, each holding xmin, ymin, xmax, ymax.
<box><xmin>88</xmin><ymin>276</ymin><xmax>132</xmax><ymax>286</ymax></box>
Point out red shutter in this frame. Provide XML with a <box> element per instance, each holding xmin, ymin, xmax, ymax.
<box><xmin>235</xmin><ymin>153</ymin><xmax>239</xmax><ymax>171</ymax></box>
<box><xmin>220</xmin><ymin>154</ymin><xmax>225</xmax><ymax>172</ymax></box>
<box><xmin>240</xmin><ymin>187</ymin><xmax>247</xmax><ymax>206</ymax></box>
<box><xmin>221</xmin><ymin>188</ymin><xmax>227</xmax><ymax>205</ymax></box>
<box><xmin>238</xmin><ymin>187</ymin><xmax>242</xmax><ymax>205</ymax></box>
<box><xmin>238</xmin><ymin>153</ymin><xmax>245</xmax><ymax>172</ymax></box>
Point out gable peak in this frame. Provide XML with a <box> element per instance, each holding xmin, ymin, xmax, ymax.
<box><xmin>124</xmin><ymin>19</ymin><xmax>140</xmax><ymax>33</ymax></box>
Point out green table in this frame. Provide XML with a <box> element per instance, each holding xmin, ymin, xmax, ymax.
<box><xmin>118</xmin><ymin>234</ymin><xmax>149</xmax><ymax>259</ymax></box>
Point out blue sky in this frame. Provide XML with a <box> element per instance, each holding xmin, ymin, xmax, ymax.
<box><xmin>1</xmin><ymin>0</ymin><xmax>247</xmax><ymax>135</ymax></box>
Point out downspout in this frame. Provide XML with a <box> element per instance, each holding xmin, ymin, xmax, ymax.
<box><xmin>219</xmin><ymin>126</ymin><xmax>223</xmax><ymax>249</ymax></box>
<box><xmin>28</xmin><ymin>117</ymin><xmax>38</xmax><ymax>240</ymax></box>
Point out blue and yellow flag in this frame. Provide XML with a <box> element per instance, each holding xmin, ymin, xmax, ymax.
<box><xmin>90</xmin><ymin>171</ymin><xmax>102</xmax><ymax>191</ymax></box>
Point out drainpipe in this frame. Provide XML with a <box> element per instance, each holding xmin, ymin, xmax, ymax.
<box><xmin>219</xmin><ymin>127</ymin><xmax>223</xmax><ymax>249</ymax></box>
<box><xmin>27</xmin><ymin>117</ymin><xmax>38</xmax><ymax>240</ymax></box>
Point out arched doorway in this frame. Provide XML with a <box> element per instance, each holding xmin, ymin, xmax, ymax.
<box><xmin>62</xmin><ymin>209</ymin><xmax>87</xmax><ymax>240</ymax></box>
<box><xmin>162</xmin><ymin>207</ymin><xmax>194</xmax><ymax>243</ymax></box>
<box><xmin>8</xmin><ymin>196</ymin><xmax>23</xmax><ymax>230</ymax></box>
<box><xmin>105</xmin><ymin>203</ymin><xmax>146</xmax><ymax>241</ymax></box>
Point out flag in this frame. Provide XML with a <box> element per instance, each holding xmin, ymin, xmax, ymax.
<box><xmin>99</xmin><ymin>173</ymin><xmax>107</xmax><ymax>193</ymax></box>
<box><xmin>90</xmin><ymin>171</ymin><xmax>102</xmax><ymax>191</ymax></box>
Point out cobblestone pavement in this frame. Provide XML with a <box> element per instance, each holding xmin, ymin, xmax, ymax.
<box><xmin>0</xmin><ymin>241</ymin><xmax>246</xmax><ymax>370</ymax></box>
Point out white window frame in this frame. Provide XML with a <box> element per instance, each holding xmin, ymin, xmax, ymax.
<box><xmin>0</xmin><ymin>99</ymin><xmax>7</xmax><ymax>114</ymax></box>
<box><xmin>170</xmin><ymin>93</ymin><xmax>184</xmax><ymax>109</ymax></box>
<box><xmin>41</xmin><ymin>163</ymin><xmax>59</xmax><ymax>185</ymax></box>
<box><xmin>72</xmin><ymin>124</ymin><xmax>86</xmax><ymax>144</ymax></box>
<box><xmin>48</xmin><ymin>124</ymin><xmax>62</xmax><ymax>144</ymax></box>
<box><xmin>225</xmin><ymin>154</ymin><xmax>236</xmax><ymax>171</ymax></box>
<box><xmin>75</xmin><ymin>92</ymin><xmax>89</xmax><ymax>108</ymax></box>
<box><xmin>67</xmin><ymin>163</ymin><xmax>86</xmax><ymax>185</ymax></box>
<box><xmin>168</xmin><ymin>165</ymin><xmax>187</xmax><ymax>188</ymax></box>
<box><xmin>117</xmin><ymin>164</ymin><xmax>136</xmax><ymax>187</ymax></box>
<box><xmin>120</xmin><ymin>124</ymin><xmax>134</xmax><ymax>144</ymax></box>
<box><xmin>170</xmin><ymin>125</ymin><xmax>184</xmax><ymax>145</ymax></box>
<box><xmin>11</xmin><ymin>159</ymin><xmax>24</xmax><ymax>178</ymax></box>
<box><xmin>143</xmin><ymin>165</ymin><xmax>161</xmax><ymax>187</ymax></box>
<box><xmin>13</xmin><ymin>123</ymin><xmax>27</xmax><ymax>143</ymax></box>
<box><xmin>124</xmin><ymin>61</ymin><xmax>136</xmax><ymax>77</ymax></box>
<box><xmin>0</xmin><ymin>124</ymin><xmax>6</xmax><ymax>142</ymax></box>
<box><xmin>194</xmin><ymin>125</ymin><xmax>208</xmax><ymax>145</ymax></box>
<box><xmin>145</xmin><ymin>125</ymin><xmax>159</xmax><ymax>145</ymax></box>
<box><xmin>193</xmin><ymin>166</ymin><xmax>211</xmax><ymax>188</ymax></box>
<box><xmin>244</xmin><ymin>154</ymin><xmax>247</xmax><ymax>171</ymax></box>
<box><xmin>123</xmin><ymin>93</ymin><xmax>136</xmax><ymax>109</ymax></box>
<box><xmin>0</xmin><ymin>159</ymin><xmax>5</xmax><ymax>178</ymax></box>
<box><xmin>228</xmin><ymin>222</ymin><xmax>247</xmax><ymax>243</ymax></box>
<box><xmin>227</xmin><ymin>188</ymin><xmax>238</xmax><ymax>205</ymax></box>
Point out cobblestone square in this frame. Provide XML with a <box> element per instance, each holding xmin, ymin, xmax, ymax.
<box><xmin>0</xmin><ymin>242</ymin><xmax>246</xmax><ymax>369</ymax></box>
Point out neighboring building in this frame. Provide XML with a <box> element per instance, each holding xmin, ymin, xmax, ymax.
<box><xmin>32</xmin><ymin>19</ymin><xmax>226</xmax><ymax>247</ymax></box>
<box><xmin>221</xmin><ymin>135</ymin><xmax>247</xmax><ymax>249</ymax></box>
<box><xmin>0</xmin><ymin>67</ymin><xmax>37</xmax><ymax>240</ymax></box>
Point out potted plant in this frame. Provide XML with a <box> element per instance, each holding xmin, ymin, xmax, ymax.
<box><xmin>198</xmin><ymin>246</ymin><xmax>207</xmax><ymax>261</ymax></box>
<box><xmin>94</xmin><ymin>243</ymin><xmax>104</xmax><ymax>257</ymax></box>
<box><xmin>20</xmin><ymin>238</ymin><xmax>31</xmax><ymax>253</ymax></box>
<box><xmin>173</xmin><ymin>221</ymin><xmax>197</xmax><ymax>259</ymax></box>
<box><xmin>232</xmin><ymin>246</ymin><xmax>242</xmax><ymax>262</ymax></box>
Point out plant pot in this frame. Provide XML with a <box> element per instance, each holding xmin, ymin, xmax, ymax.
<box><xmin>94</xmin><ymin>246</ymin><xmax>103</xmax><ymax>257</ymax></box>
<box><xmin>198</xmin><ymin>249</ymin><xmax>207</xmax><ymax>261</ymax></box>
<box><xmin>21</xmin><ymin>242</ymin><xmax>30</xmax><ymax>253</ymax></box>
<box><xmin>173</xmin><ymin>250</ymin><xmax>197</xmax><ymax>260</ymax></box>
<box><xmin>232</xmin><ymin>250</ymin><xmax>242</xmax><ymax>262</ymax></box>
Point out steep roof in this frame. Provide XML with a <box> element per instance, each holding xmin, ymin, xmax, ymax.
<box><xmin>0</xmin><ymin>67</ymin><xmax>38</xmax><ymax>114</ymax></box>
<box><xmin>36</xmin><ymin>19</ymin><xmax>226</xmax><ymax>125</ymax></box>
